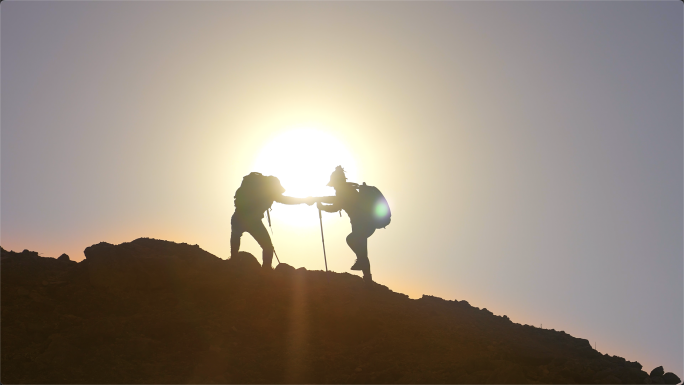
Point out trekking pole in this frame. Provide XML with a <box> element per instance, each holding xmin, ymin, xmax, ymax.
<box><xmin>273</xmin><ymin>248</ymin><xmax>281</xmax><ymax>264</ymax></box>
<box><xmin>266</xmin><ymin>209</ymin><xmax>281</xmax><ymax>264</ymax></box>
<box><xmin>318</xmin><ymin>208</ymin><xmax>328</xmax><ymax>272</ymax></box>
<box><xmin>267</xmin><ymin>209</ymin><xmax>274</xmax><ymax>235</ymax></box>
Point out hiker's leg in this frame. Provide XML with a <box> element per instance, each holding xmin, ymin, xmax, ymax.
<box><xmin>347</xmin><ymin>227</ymin><xmax>375</xmax><ymax>279</ymax></box>
<box><xmin>345</xmin><ymin>232</ymin><xmax>366</xmax><ymax>260</ymax></box>
<box><xmin>358</xmin><ymin>236</ymin><xmax>371</xmax><ymax>278</ymax></box>
<box><xmin>346</xmin><ymin>231</ymin><xmax>370</xmax><ymax>273</ymax></box>
<box><xmin>363</xmin><ymin>228</ymin><xmax>376</xmax><ymax>279</ymax></box>
<box><xmin>230</xmin><ymin>213</ymin><xmax>245</xmax><ymax>258</ymax></box>
<box><xmin>346</xmin><ymin>232</ymin><xmax>363</xmax><ymax>258</ymax></box>
<box><xmin>346</xmin><ymin>232</ymin><xmax>361</xmax><ymax>271</ymax></box>
<box><xmin>347</xmin><ymin>227</ymin><xmax>375</xmax><ymax>260</ymax></box>
<box><xmin>249</xmin><ymin>218</ymin><xmax>274</xmax><ymax>269</ymax></box>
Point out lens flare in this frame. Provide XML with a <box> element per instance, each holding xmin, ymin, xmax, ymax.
<box><xmin>374</xmin><ymin>200</ymin><xmax>389</xmax><ymax>218</ymax></box>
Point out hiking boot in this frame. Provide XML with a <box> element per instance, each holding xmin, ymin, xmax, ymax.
<box><xmin>363</xmin><ymin>273</ymin><xmax>373</xmax><ymax>283</ymax></box>
<box><xmin>350</xmin><ymin>258</ymin><xmax>369</xmax><ymax>271</ymax></box>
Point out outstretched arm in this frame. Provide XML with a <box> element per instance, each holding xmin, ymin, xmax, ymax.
<box><xmin>275</xmin><ymin>195</ymin><xmax>316</xmax><ymax>206</ymax></box>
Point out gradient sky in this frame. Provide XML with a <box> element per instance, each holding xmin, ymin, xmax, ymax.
<box><xmin>2</xmin><ymin>0</ymin><xmax>682</xmax><ymax>376</ymax></box>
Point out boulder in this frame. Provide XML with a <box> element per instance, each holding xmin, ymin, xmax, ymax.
<box><xmin>274</xmin><ymin>262</ymin><xmax>295</xmax><ymax>274</ymax></box>
<box><xmin>652</xmin><ymin>367</ymin><xmax>665</xmax><ymax>378</ymax></box>
<box><xmin>663</xmin><ymin>372</ymin><xmax>681</xmax><ymax>384</ymax></box>
<box><xmin>227</xmin><ymin>251</ymin><xmax>260</xmax><ymax>272</ymax></box>
<box><xmin>57</xmin><ymin>253</ymin><xmax>71</xmax><ymax>262</ymax></box>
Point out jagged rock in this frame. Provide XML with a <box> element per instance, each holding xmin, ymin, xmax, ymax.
<box><xmin>1</xmin><ymin>247</ymin><xmax>77</xmax><ymax>287</ymax></box>
<box><xmin>652</xmin><ymin>366</ymin><xmax>666</xmax><ymax>377</ymax></box>
<box><xmin>620</xmin><ymin>367</ymin><xmax>649</xmax><ymax>384</ymax></box>
<box><xmin>22</xmin><ymin>249</ymin><xmax>40</xmax><ymax>257</ymax></box>
<box><xmin>84</xmin><ymin>238</ymin><xmax>223</xmax><ymax>289</ymax></box>
<box><xmin>663</xmin><ymin>372</ymin><xmax>681</xmax><ymax>384</ymax></box>
<box><xmin>1</xmin><ymin>238</ymin><xmax>680</xmax><ymax>384</ymax></box>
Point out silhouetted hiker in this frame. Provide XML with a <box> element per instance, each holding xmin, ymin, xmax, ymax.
<box><xmin>316</xmin><ymin>166</ymin><xmax>391</xmax><ymax>282</ymax></box>
<box><xmin>232</xmin><ymin>172</ymin><xmax>314</xmax><ymax>269</ymax></box>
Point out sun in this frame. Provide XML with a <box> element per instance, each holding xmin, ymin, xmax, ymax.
<box><xmin>253</xmin><ymin>128</ymin><xmax>358</xmax><ymax>225</ymax></box>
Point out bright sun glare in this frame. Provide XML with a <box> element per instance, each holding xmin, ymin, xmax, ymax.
<box><xmin>253</xmin><ymin>129</ymin><xmax>358</xmax><ymax>225</ymax></box>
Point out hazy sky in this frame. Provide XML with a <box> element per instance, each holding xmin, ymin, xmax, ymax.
<box><xmin>2</xmin><ymin>0</ymin><xmax>682</xmax><ymax>376</ymax></box>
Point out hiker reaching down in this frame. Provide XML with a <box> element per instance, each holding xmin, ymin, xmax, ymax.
<box><xmin>231</xmin><ymin>172</ymin><xmax>315</xmax><ymax>269</ymax></box>
<box><xmin>316</xmin><ymin>166</ymin><xmax>391</xmax><ymax>282</ymax></box>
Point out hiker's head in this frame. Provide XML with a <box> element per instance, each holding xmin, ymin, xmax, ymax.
<box><xmin>327</xmin><ymin>166</ymin><xmax>347</xmax><ymax>189</ymax></box>
<box><xmin>267</xmin><ymin>175</ymin><xmax>286</xmax><ymax>196</ymax></box>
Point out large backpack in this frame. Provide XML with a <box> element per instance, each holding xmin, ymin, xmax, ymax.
<box><xmin>234</xmin><ymin>172</ymin><xmax>285</xmax><ymax>215</ymax></box>
<box><xmin>357</xmin><ymin>182</ymin><xmax>391</xmax><ymax>229</ymax></box>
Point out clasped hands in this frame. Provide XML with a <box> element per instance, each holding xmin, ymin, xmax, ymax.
<box><xmin>299</xmin><ymin>197</ymin><xmax>321</xmax><ymax>206</ymax></box>
<box><xmin>297</xmin><ymin>197</ymin><xmax>328</xmax><ymax>209</ymax></box>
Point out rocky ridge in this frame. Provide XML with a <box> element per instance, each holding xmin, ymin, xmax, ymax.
<box><xmin>1</xmin><ymin>238</ymin><xmax>681</xmax><ymax>384</ymax></box>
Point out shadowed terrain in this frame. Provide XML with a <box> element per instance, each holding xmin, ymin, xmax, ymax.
<box><xmin>1</xmin><ymin>238</ymin><xmax>680</xmax><ymax>384</ymax></box>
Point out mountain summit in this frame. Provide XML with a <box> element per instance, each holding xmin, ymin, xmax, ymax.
<box><xmin>2</xmin><ymin>238</ymin><xmax>680</xmax><ymax>384</ymax></box>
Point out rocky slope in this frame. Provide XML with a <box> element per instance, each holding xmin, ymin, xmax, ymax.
<box><xmin>1</xmin><ymin>238</ymin><xmax>681</xmax><ymax>384</ymax></box>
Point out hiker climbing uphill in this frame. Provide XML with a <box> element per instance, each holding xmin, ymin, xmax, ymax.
<box><xmin>316</xmin><ymin>166</ymin><xmax>391</xmax><ymax>282</ymax></box>
<box><xmin>232</xmin><ymin>172</ymin><xmax>315</xmax><ymax>269</ymax></box>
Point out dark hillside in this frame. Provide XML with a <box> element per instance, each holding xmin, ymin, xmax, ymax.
<box><xmin>1</xmin><ymin>239</ymin><xmax>680</xmax><ymax>384</ymax></box>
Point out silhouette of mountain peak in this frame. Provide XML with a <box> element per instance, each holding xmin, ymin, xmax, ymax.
<box><xmin>1</xmin><ymin>238</ymin><xmax>681</xmax><ymax>384</ymax></box>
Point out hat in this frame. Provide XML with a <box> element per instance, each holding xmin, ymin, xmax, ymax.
<box><xmin>326</xmin><ymin>165</ymin><xmax>347</xmax><ymax>187</ymax></box>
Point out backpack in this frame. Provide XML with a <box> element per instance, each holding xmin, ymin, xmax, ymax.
<box><xmin>234</xmin><ymin>172</ymin><xmax>285</xmax><ymax>215</ymax></box>
<box><xmin>357</xmin><ymin>182</ymin><xmax>391</xmax><ymax>229</ymax></box>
